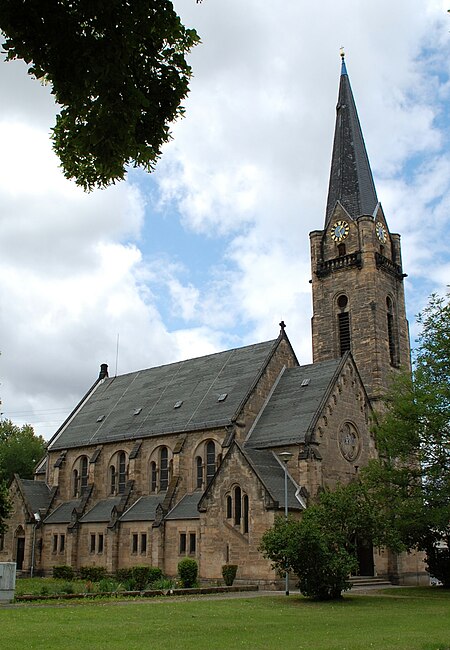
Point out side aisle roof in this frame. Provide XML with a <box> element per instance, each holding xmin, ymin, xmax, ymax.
<box><xmin>245</xmin><ymin>358</ymin><xmax>343</xmax><ymax>449</ymax></box>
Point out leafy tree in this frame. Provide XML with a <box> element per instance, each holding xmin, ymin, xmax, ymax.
<box><xmin>362</xmin><ymin>290</ymin><xmax>450</xmax><ymax>582</ymax></box>
<box><xmin>0</xmin><ymin>1</ymin><xmax>200</xmax><ymax>190</ymax></box>
<box><xmin>0</xmin><ymin>419</ymin><xmax>46</xmax><ymax>484</ymax></box>
<box><xmin>0</xmin><ymin>479</ymin><xmax>12</xmax><ymax>536</ymax></box>
<box><xmin>260</xmin><ymin>482</ymin><xmax>400</xmax><ymax>600</ymax></box>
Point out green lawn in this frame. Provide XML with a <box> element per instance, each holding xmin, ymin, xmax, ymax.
<box><xmin>1</xmin><ymin>589</ymin><xmax>450</xmax><ymax>650</ymax></box>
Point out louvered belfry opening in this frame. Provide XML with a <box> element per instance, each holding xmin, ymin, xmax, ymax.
<box><xmin>337</xmin><ymin>294</ymin><xmax>351</xmax><ymax>355</ymax></box>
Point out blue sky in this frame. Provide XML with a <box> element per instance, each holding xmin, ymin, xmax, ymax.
<box><xmin>1</xmin><ymin>0</ymin><xmax>449</xmax><ymax>438</ymax></box>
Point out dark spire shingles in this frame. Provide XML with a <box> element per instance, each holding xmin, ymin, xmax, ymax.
<box><xmin>325</xmin><ymin>55</ymin><xmax>378</xmax><ymax>226</ymax></box>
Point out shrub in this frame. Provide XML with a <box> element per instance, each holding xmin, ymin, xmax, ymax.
<box><xmin>115</xmin><ymin>568</ymin><xmax>132</xmax><ymax>583</ymax></box>
<box><xmin>178</xmin><ymin>558</ymin><xmax>198</xmax><ymax>588</ymax></box>
<box><xmin>79</xmin><ymin>566</ymin><xmax>107</xmax><ymax>582</ymax></box>
<box><xmin>151</xmin><ymin>577</ymin><xmax>175</xmax><ymax>590</ymax></box>
<box><xmin>222</xmin><ymin>565</ymin><xmax>238</xmax><ymax>586</ymax></box>
<box><xmin>260</xmin><ymin>515</ymin><xmax>356</xmax><ymax>600</ymax></box>
<box><xmin>53</xmin><ymin>565</ymin><xmax>75</xmax><ymax>580</ymax></box>
<box><xmin>426</xmin><ymin>546</ymin><xmax>450</xmax><ymax>588</ymax></box>
<box><xmin>98</xmin><ymin>577</ymin><xmax>121</xmax><ymax>593</ymax></box>
<box><xmin>61</xmin><ymin>582</ymin><xmax>75</xmax><ymax>594</ymax></box>
<box><xmin>130</xmin><ymin>565</ymin><xmax>164</xmax><ymax>590</ymax></box>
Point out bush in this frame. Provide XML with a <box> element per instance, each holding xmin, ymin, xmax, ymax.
<box><xmin>151</xmin><ymin>577</ymin><xmax>175</xmax><ymax>590</ymax></box>
<box><xmin>222</xmin><ymin>565</ymin><xmax>238</xmax><ymax>586</ymax></box>
<box><xmin>178</xmin><ymin>558</ymin><xmax>198</xmax><ymax>588</ymax></box>
<box><xmin>115</xmin><ymin>568</ymin><xmax>132</xmax><ymax>583</ymax></box>
<box><xmin>260</xmin><ymin>515</ymin><xmax>356</xmax><ymax>600</ymax></box>
<box><xmin>426</xmin><ymin>546</ymin><xmax>450</xmax><ymax>588</ymax></box>
<box><xmin>131</xmin><ymin>566</ymin><xmax>163</xmax><ymax>591</ymax></box>
<box><xmin>79</xmin><ymin>566</ymin><xmax>107</xmax><ymax>582</ymax></box>
<box><xmin>61</xmin><ymin>581</ymin><xmax>75</xmax><ymax>594</ymax></box>
<box><xmin>98</xmin><ymin>577</ymin><xmax>121</xmax><ymax>593</ymax></box>
<box><xmin>53</xmin><ymin>565</ymin><xmax>75</xmax><ymax>580</ymax></box>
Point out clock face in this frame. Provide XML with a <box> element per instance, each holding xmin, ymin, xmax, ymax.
<box><xmin>375</xmin><ymin>221</ymin><xmax>387</xmax><ymax>243</ymax></box>
<box><xmin>331</xmin><ymin>220</ymin><xmax>350</xmax><ymax>242</ymax></box>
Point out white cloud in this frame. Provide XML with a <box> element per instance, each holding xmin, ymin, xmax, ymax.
<box><xmin>1</xmin><ymin>0</ymin><xmax>449</xmax><ymax>439</ymax></box>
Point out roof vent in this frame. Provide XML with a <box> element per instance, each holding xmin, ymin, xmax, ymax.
<box><xmin>96</xmin><ymin>415</ymin><xmax>105</xmax><ymax>422</ymax></box>
<box><xmin>218</xmin><ymin>393</ymin><xmax>228</xmax><ymax>402</ymax></box>
<box><xmin>301</xmin><ymin>378</ymin><xmax>310</xmax><ymax>387</ymax></box>
<box><xmin>133</xmin><ymin>408</ymin><xmax>142</xmax><ymax>416</ymax></box>
<box><xmin>174</xmin><ymin>400</ymin><xmax>183</xmax><ymax>409</ymax></box>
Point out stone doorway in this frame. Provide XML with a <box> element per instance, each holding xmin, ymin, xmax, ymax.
<box><xmin>15</xmin><ymin>527</ymin><xmax>25</xmax><ymax>571</ymax></box>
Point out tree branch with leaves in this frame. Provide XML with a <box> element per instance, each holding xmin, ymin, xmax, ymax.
<box><xmin>0</xmin><ymin>1</ymin><xmax>200</xmax><ymax>190</ymax></box>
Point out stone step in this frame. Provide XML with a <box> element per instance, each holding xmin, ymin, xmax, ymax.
<box><xmin>350</xmin><ymin>576</ymin><xmax>392</xmax><ymax>589</ymax></box>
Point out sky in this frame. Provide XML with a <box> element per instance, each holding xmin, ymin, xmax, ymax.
<box><xmin>1</xmin><ymin>1</ymin><xmax>449</xmax><ymax>440</ymax></box>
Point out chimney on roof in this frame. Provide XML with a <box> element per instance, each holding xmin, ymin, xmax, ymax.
<box><xmin>99</xmin><ymin>363</ymin><xmax>109</xmax><ymax>380</ymax></box>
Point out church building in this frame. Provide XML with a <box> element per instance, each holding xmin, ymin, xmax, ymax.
<box><xmin>1</xmin><ymin>55</ymin><xmax>426</xmax><ymax>586</ymax></box>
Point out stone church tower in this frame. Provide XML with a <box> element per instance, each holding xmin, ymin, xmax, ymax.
<box><xmin>310</xmin><ymin>53</ymin><xmax>411</xmax><ymax>407</ymax></box>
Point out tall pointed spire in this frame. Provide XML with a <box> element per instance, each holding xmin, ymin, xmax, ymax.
<box><xmin>324</xmin><ymin>51</ymin><xmax>378</xmax><ymax>226</ymax></box>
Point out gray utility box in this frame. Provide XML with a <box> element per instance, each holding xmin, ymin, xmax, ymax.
<box><xmin>0</xmin><ymin>562</ymin><xmax>17</xmax><ymax>604</ymax></box>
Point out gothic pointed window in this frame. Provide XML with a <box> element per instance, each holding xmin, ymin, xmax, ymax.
<box><xmin>150</xmin><ymin>462</ymin><xmax>157</xmax><ymax>492</ymax></box>
<box><xmin>118</xmin><ymin>451</ymin><xmax>127</xmax><ymax>494</ymax></box>
<box><xmin>80</xmin><ymin>456</ymin><xmax>88</xmax><ymax>493</ymax></box>
<box><xmin>243</xmin><ymin>494</ymin><xmax>249</xmax><ymax>533</ymax></box>
<box><xmin>206</xmin><ymin>441</ymin><xmax>216</xmax><ymax>485</ymax></box>
<box><xmin>72</xmin><ymin>469</ymin><xmax>79</xmax><ymax>497</ymax></box>
<box><xmin>226</xmin><ymin>495</ymin><xmax>232</xmax><ymax>519</ymax></box>
<box><xmin>386</xmin><ymin>297</ymin><xmax>398</xmax><ymax>367</ymax></box>
<box><xmin>337</xmin><ymin>294</ymin><xmax>351</xmax><ymax>355</ymax></box>
<box><xmin>234</xmin><ymin>486</ymin><xmax>242</xmax><ymax>526</ymax></box>
<box><xmin>192</xmin><ymin>440</ymin><xmax>217</xmax><ymax>490</ymax></box>
<box><xmin>110</xmin><ymin>465</ymin><xmax>116</xmax><ymax>494</ymax></box>
<box><xmin>196</xmin><ymin>456</ymin><xmax>203</xmax><ymax>489</ymax></box>
<box><xmin>160</xmin><ymin>447</ymin><xmax>169</xmax><ymax>490</ymax></box>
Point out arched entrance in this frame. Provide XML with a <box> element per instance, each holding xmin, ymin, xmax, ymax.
<box><xmin>356</xmin><ymin>538</ymin><xmax>374</xmax><ymax>576</ymax></box>
<box><xmin>15</xmin><ymin>526</ymin><xmax>26</xmax><ymax>571</ymax></box>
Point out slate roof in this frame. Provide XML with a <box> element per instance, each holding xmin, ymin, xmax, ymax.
<box><xmin>325</xmin><ymin>56</ymin><xmax>378</xmax><ymax>226</ymax></box>
<box><xmin>246</xmin><ymin>358</ymin><xmax>342</xmax><ymax>449</ymax></box>
<box><xmin>19</xmin><ymin>479</ymin><xmax>52</xmax><ymax>515</ymax></box>
<box><xmin>79</xmin><ymin>497</ymin><xmax>122</xmax><ymax>523</ymax></box>
<box><xmin>243</xmin><ymin>447</ymin><xmax>302</xmax><ymax>510</ymax></box>
<box><xmin>120</xmin><ymin>495</ymin><xmax>165</xmax><ymax>522</ymax></box>
<box><xmin>44</xmin><ymin>499</ymin><xmax>81</xmax><ymax>524</ymax></box>
<box><xmin>49</xmin><ymin>339</ymin><xmax>279</xmax><ymax>451</ymax></box>
<box><xmin>165</xmin><ymin>492</ymin><xmax>203</xmax><ymax>520</ymax></box>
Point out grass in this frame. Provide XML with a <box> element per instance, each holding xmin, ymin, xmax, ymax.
<box><xmin>15</xmin><ymin>577</ymin><xmax>90</xmax><ymax>596</ymax></box>
<box><xmin>1</xmin><ymin>588</ymin><xmax>450</xmax><ymax>649</ymax></box>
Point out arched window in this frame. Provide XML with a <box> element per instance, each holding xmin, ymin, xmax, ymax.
<box><xmin>234</xmin><ymin>486</ymin><xmax>242</xmax><ymax>526</ymax></box>
<box><xmin>338</xmin><ymin>243</ymin><xmax>346</xmax><ymax>257</ymax></box>
<box><xmin>150</xmin><ymin>462</ymin><xmax>157</xmax><ymax>492</ymax></box>
<box><xmin>72</xmin><ymin>456</ymin><xmax>88</xmax><ymax>497</ymax></box>
<box><xmin>160</xmin><ymin>447</ymin><xmax>169</xmax><ymax>490</ymax></box>
<box><xmin>109</xmin><ymin>465</ymin><xmax>116</xmax><ymax>495</ymax></box>
<box><xmin>243</xmin><ymin>494</ymin><xmax>249</xmax><ymax>534</ymax></box>
<box><xmin>337</xmin><ymin>294</ymin><xmax>350</xmax><ymax>355</ymax></box>
<box><xmin>196</xmin><ymin>456</ymin><xmax>203</xmax><ymax>489</ymax></box>
<box><xmin>72</xmin><ymin>469</ymin><xmax>79</xmax><ymax>497</ymax></box>
<box><xmin>226</xmin><ymin>495</ymin><xmax>232</xmax><ymax>519</ymax></box>
<box><xmin>118</xmin><ymin>452</ymin><xmax>127</xmax><ymax>494</ymax></box>
<box><xmin>206</xmin><ymin>441</ymin><xmax>216</xmax><ymax>485</ymax></box>
<box><xmin>80</xmin><ymin>456</ymin><xmax>88</xmax><ymax>493</ymax></box>
<box><xmin>386</xmin><ymin>297</ymin><xmax>398</xmax><ymax>366</ymax></box>
<box><xmin>192</xmin><ymin>440</ymin><xmax>217</xmax><ymax>490</ymax></box>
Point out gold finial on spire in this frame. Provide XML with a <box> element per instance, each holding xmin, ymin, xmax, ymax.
<box><xmin>340</xmin><ymin>46</ymin><xmax>345</xmax><ymax>59</ymax></box>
